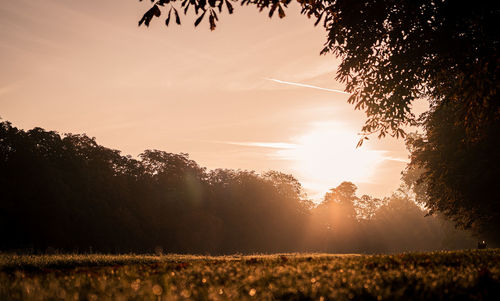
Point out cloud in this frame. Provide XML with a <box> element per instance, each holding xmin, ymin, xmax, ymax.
<box><xmin>217</xmin><ymin>141</ymin><xmax>298</xmax><ymax>149</ymax></box>
<box><xmin>0</xmin><ymin>84</ymin><xmax>18</xmax><ymax>97</ymax></box>
<box><xmin>264</xmin><ymin>78</ymin><xmax>351</xmax><ymax>95</ymax></box>
<box><xmin>382</xmin><ymin>156</ymin><xmax>409</xmax><ymax>163</ymax></box>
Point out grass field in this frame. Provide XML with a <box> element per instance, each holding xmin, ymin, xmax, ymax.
<box><xmin>1</xmin><ymin>250</ymin><xmax>499</xmax><ymax>300</ymax></box>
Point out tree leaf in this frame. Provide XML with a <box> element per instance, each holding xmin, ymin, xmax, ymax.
<box><xmin>269</xmin><ymin>3</ymin><xmax>277</xmax><ymax>18</ymax></box>
<box><xmin>356</xmin><ymin>138</ymin><xmax>364</xmax><ymax>148</ymax></box>
<box><xmin>209</xmin><ymin>13</ymin><xmax>216</xmax><ymax>31</ymax></box>
<box><xmin>138</xmin><ymin>4</ymin><xmax>161</xmax><ymax>27</ymax></box>
<box><xmin>165</xmin><ymin>8</ymin><xmax>172</xmax><ymax>26</ymax></box>
<box><xmin>226</xmin><ymin>1</ymin><xmax>234</xmax><ymax>14</ymax></box>
<box><xmin>157</xmin><ymin>0</ymin><xmax>170</xmax><ymax>6</ymax></box>
<box><xmin>278</xmin><ymin>5</ymin><xmax>285</xmax><ymax>19</ymax></box>
<box><xmin>194</xmin><ymin>10</ymin><xmax>207</xmax><ymax>27</ymax></box>
<box><xmin>174</xmin><ymin>8</ymin><xmax>181</xmax><ymax>25</ymax></box>
<box><xmin>218</xmin><ymin>0</ymin><xmax>223</xmax><ymax>13</ymax></box>
<box><xmin>314</xmin><ymin>12</ymin><xmax>323</xmax><ymax>26</ymax></box>
<box><xmin>152</xmin><ymin>4</ymin><xmax>161</xmax><ymax>17</ymax></box>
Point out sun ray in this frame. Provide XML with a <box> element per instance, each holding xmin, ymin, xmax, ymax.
<box><xmin>275</xmin><ymin>122</ymin><xmax>386</xmax><ymax>197</ymax></box>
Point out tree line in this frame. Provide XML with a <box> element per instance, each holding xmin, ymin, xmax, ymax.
<box><xmin>0</xmin><ymin>120</ymin><xmax>475</xmax><ymax>254</ymax></box>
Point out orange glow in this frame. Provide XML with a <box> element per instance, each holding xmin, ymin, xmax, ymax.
<box><xmin>276</xmin><ymin>122</ymin><xmax>387</xmax><ymax>199</ymax></box>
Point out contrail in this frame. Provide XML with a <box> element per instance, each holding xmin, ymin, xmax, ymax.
<box><xmin>264</xmin><ymin>78</ymin><xmax>351</xmax><ymax>95</ymax></box>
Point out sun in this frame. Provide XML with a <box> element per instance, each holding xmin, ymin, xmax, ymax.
<box><xmin>275</xmin><ymin>122</ymin><xmax>386</xmax><ymax>199</ymax></box>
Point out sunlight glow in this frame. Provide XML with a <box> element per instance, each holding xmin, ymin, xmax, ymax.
<box><xmin>274</xmin><ymin>122</ymin><xmax>387</xmax><ymax>198</ymax></box>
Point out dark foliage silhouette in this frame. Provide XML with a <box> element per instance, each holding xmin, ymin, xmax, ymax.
<box><xmin>0</xmin><ymin>120</ymin><xmax>476</xmax><ymax>253</ymax></box>
<box><xmin>405</xmin><ymin>102</ymin><xmax>500</xmax><ymax>244</ymax></box>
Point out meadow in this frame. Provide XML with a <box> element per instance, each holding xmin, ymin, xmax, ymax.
<box><xmin>1</xmin><ymin>249</ymin><xmax>499</xmax><ymax>300</ymax></box>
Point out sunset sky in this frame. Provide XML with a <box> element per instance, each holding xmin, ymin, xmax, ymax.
<box><xmin>0</xmin><ymin>0</ymin><xmax>419</xmax><ymax>200</ymax></box>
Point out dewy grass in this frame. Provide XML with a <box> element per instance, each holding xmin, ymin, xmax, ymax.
<box><xmin>1</xmin><ymin>250</ymin><xmax>499</xmax><ymax>300</ymax></box>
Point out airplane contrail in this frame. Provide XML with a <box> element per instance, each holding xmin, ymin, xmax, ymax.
<box><xmin>264</xmin><ymin>78</ymin><xmax>351</xmax><ymax>95</ymax></box>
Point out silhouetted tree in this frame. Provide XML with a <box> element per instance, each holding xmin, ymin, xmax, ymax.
<box><xmin>405</xmin><ymin>102</ymin><xmax>500</xmax><ymax>244</ymax></box>
<box><xmin>355</xmin><ymin>195</ymin><xmax>383</xmax><ymax>221</ymax></box>
<box><xmin>312</xmin><ymin>182</ymin><xmax>359</xmax><ymax>251</ymax></box>
<box><xmin>365</xmin><ymin>192</ymin><xmax>476</xmax><ymax>252</ymax></box>
<box><xmin>0</xmin><ymin>120</ymin><xmax>479</xmax><ymax>253</ymax></box>
<box><xmin>321</xmin><ymin>182</ymin><xmax>357</xmax><ymax>218</ymax></box>
<box><xmin>0</xmin><ymin>120</ymin><xmax>314</xmax><ymax>253</ymax></box>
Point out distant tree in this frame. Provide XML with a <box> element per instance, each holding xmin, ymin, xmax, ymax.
<box><xmin>368</xmin><ymin>193</ymin><xmax>438</xmax><ymax>252</ymax></box>
<box><xmin>314</xmin><ymin>182</ymin><xmax>358</xmax><ymax>234</ymax></box>
<box><xmin>364</xmin><ymin>191</ymin><xmax>477</xmax><ymax>252</ymax></box>
<box><xmin>355</xmin><ymin>194</ymin><xmax>383</xmax><ymax>221</ymax></box>
<box><xmin>263</xmin><ymin>171</ymin><xmax>303</xmax><ymax>198</ymax></box>
<box><xmin>1</xmin><ymin>120</ymin><xmax>309</xmax><ymax>253</ymax></box>
<box><xmin>323</xmin><ymin>182</ymin><xmax>357</xmax><ymax>213</ymax></box>
<box><xmin>262</xmin><ymin>171</ymin><xmax>314</xmax><ymax>213</ymax></box>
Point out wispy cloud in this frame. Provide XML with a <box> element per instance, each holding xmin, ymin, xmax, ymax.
<box><xmin>219</xmin><ymin>141</ymin><xmax>298</xmax><ymax>149</ymax></box>
<box><xmin>214</xmin><ymin>141</ymin><xmax>406</xmax><ymax>163</ymax></box>
<box><xmin>0</xmin><ymin>84</ymin><xmax>18</xmax><ymax>97</ymax></box>
<box><xmin>264</xmin><ymin>78</ymin><xmax>351</xmax><ymax>95</ymax></box>
<box><xmin>382</xmin><ymin>156</ymin><xmax>409</xmax><ymax>163</ymax></box>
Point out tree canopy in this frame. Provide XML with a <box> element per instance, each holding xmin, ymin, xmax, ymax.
<box><xmin>138</xmin><ymin>0</ymin><xmax>499</xmax><ymax>242</ymax></box>
<box><xmin>0</xmin><ymin>120</ymin><xmax>476</xmax><ymax>253</ymax></box>
<box><xmin>405</xmin><ymin>102</ymin><xmax>500</xmax><ymax>243</ymax></box>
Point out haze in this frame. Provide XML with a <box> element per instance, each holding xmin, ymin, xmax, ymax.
<box><xmin>0</xmin><ymin>0</ymin><xmax>413</xmax><ymax>200</ymax></box>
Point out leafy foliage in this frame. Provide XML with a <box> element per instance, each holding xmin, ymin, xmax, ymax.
<box><xmin>356</xmin><ymin>194</ymin><xmax>383</xmax><ymax>220</ymax></box>
<box><xmin>0</xmin><ymin>120</ymin><xmax>476</xmax><ymax>253</ymax></box>
<box><xmin>0</xmin><ymin>120</ymin><xmax>309</xmax><ymax>253</ymax></box>
<box><xmin>405</xmin><ymin>100</ymin><xmax>500</xmax><ymax>244</ymax></box>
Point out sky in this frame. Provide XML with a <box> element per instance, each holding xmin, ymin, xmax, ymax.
<box><xmin>0</xmin><ymin>0</ymin><xmax>419</xmax><ymax>200</ymax></box>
